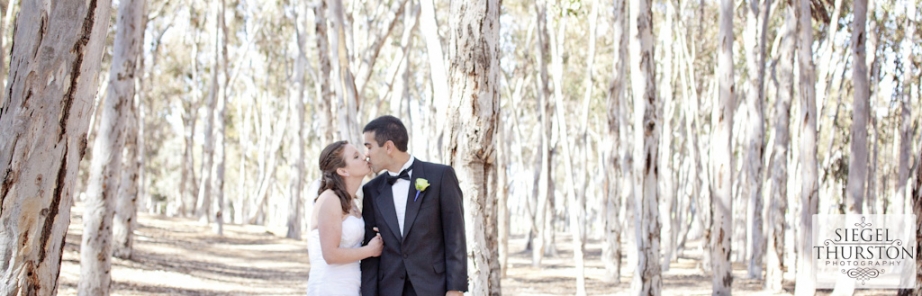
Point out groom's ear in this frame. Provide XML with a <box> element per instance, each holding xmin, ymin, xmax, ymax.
<box><xmin>384</xmin><ymin>140</ymin><xmax>395</xmax><ymax>154</ymax></box>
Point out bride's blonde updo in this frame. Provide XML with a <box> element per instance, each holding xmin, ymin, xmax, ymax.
<box><xmin>318</xmin><ymin>140</ymin><xmax>353</xmax><ymax>214</ymax></box>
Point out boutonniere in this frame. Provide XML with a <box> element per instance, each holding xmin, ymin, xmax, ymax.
<box><xmin>414</xmin><ymin>178</ymin><xmax>430</xmax><ymax>202</ymax></box>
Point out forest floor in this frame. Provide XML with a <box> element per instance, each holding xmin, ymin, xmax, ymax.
<box><xmin>58</xmin><ymin>205</ymin><xmax>895</xmax><ymax>295</ymax></box>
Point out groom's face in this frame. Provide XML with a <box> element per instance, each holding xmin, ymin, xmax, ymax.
<box><xmin>363</xmin><ymin>131</ymin><xmax>388</xmax><ymax>173</ymax></box>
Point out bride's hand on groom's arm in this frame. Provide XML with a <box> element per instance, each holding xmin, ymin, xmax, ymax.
<box><xmin>364</xmin><ymin>233</ymin><xmax>383</xmax><ymax>258</ymax></box>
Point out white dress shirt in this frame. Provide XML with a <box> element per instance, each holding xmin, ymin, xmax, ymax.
<box><xmin>387</xmin><ymin>156</ymin><xmax>415</xmax><ymax>235</ymax></box>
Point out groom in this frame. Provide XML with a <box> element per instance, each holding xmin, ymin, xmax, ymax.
<box><xmin>360</xmin><ymin>115</ymin><xmax>468</xmax><ymax>296</ymax></box>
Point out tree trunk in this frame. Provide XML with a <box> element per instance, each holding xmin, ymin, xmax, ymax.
<box><xmin>867</xmin><ymin>104</ymin><xmax>879</xmax><ymax>213</ymax></box>
<box><xmin>602</xmin><ymin>0</ymin><xmax>627</xmax><ymax>284</ymax></box>
<box><xmin>235</xmin><ymin>97</ymin><xmax>252</xmax><ymax>224</ymax></box>
<box><xmin>212</xmin><ymin>0</ymin><xmax>228</xmax><ymax>235</ymax></box>
<box><xmin>764</xmin><ymin>2</ymin><xmax>795</xmax><ymax>292</ymax></box>
<box><xmin>844</xmin><ymin>0</ymin><xmax>869</xmax><ymax>216</ymax></box>
<box><xmin>835</xmin><ymin>7</ymin><xmax>869</xmax><ymax>293</ymax></box>
<box><xmin>113</xmin><ymin>104</ymin><xmax>139</xmax><ymax>260</ymax></box>
<box><xmin>744</xmin><ymin>0</ymin><xmax>770</xmax><ymax>280</ymax></box>
<box><xmin>576</xmin><ymin>0</ymin><xmax>600</xmax><ymax>250</ymax></box>
<box><xmin>0</xmin><ymin>0</ymin><xmax>112</xmax><ymax>294</ymax></box>
<box><xmin>110</xmin><ymin>0</ymin><xmax>147</xmax><ymax>260</ymax></box>
<box><xmin>287</xmin><ymin>0</ymin><xmax>308</xmax><ymax>240</ymax></box>
<box><xmin>247</xmin><ymin>106</ymin><xmax>287</xmax><ymax>225</ymax></box>
<box><xmin>497</xmin><ymin>109</ymin><xmax>509</xmax><ymax>278</ymax></box>
<box><xmin>213</xmin><ymin>106</ymin><xmax>226</xmax><ymax>225</ymax></box>
<box><xmin>531</xmin><ymin>0</ymin><xmax>553</xmax><ymax>268</ymax></box>
<box><xmin>419</xmin><ymin>0</ymin><xmax>449</xmax><ymax>140</ymax></box>
<box><xmin>545</xmin><ymin>8</ymin><xmax>588</xmax><ymax>295</ymax></box>
<box><xmin>180</xmin><ymin>104</ymin><xmax>198</xmax><ymax>216</ymax></box>
<box><xmin>328</xmin><ymin>0</ymin><xmax>361</xmax><ymax>147</ymax></box>
<box><xmin>446</xmin><ymin>0</ymin><xmax>501</xmax><ymax>294</ymax></box>
<box><xmin>658</xmin><ymin>1</ymin><xmax>678</xmax><ymax>271</ymax></box>
<box><xmin>865</xmin><ymin>0</ymin><xmax>884</xmax><ymax>214</ymax></box>
<box><xmin>894</xmin><ymin>0</ymin><xmax>914</xmax><ymax>215</ymax></box>
<box><xmin>711</xmin><ymin>0</ymin><xmax>735</xmax><ymax>294</ymax></box>
<box><xmin>628</xmin><ymin>0</ymin><xmax>663</xmax><ymax>294</ymax></box>
<box><xmin>315</xmin><ymin>0</ymin><xmax>334</xmax><ymax>145</ymax></box>
<box><xmin>793</xmin><ymin>0</ymin><xmax>819</xmax><ymax>293</ymax></box>
<box><xmin>386</xmin><ymin>1</ymin><xmax>418</xmax><ymax>118</ymax></box>
<box><xmin>897</xmin><ymin>141</ymin><xmax>922</xmax><ymax>295</ymax></box>
<box><xmin>544</xmin><ymin>148</ymin><xmax>558</xmax><ymax>258</ymax></box>
<box><xmin>814</xmin><ymin>0</ymin><xmax>844</xmax><ymax>118</ymax></box>
<box><xmin>195</xmin><ymin>4</ymin><xmax>222</xmax><ymax>221</ymax></box>
<box><xmin>79</xmin><ymin>0</ymin><xmax>142</xmax><ymax>292</ymax></box>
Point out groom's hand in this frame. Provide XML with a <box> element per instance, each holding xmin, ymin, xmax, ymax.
<box><xmin>446</xmin><ymin>291</ymin><xmax>463</xmax><ymax>296</ymax></box>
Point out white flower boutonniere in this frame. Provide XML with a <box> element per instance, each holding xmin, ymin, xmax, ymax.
<box><xmin>414</xmin><ymin>178</ymin><xmax>430</xmax><ymax>202</ymax></box>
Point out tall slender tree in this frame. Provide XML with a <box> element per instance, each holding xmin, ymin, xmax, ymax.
<box><xmin>286</xmin><ymin>0</ymin><xmax>309</xmax><ymax>240</ymax></box>
<box><xmin>531</xmin><ymin>0</ymin><xmax>554</xmax><ymax>268</ymax></box>
<box><xmin>79</xmin><ymin>0</ymin><xmax>146</xmax><ymax>292</ymax></box>
<box><xmin>195</xmin><ymin>1</ymin><xmax>224</xmax><ymax>222</ymax></box>
<box><xmin>845</xmin><ymin>0</ymin><xmax>869</xmax><ymax>216</ymax></box>
<box><xmin>0</xmin><ymin>0</ymin><xmax>112</xmax><ymax>294</ymax></box>
<box><xmin>898</xmin><ymin>140</ymin><xmax>922</xmax><ymax>295</ymax></box>
<box><xmin>212</xmin><ymin>0</ymin><xmax>228</xmax><ymax>235</ymax></box>
<box><xmin>711</xmin><ymin>0</ymin><xmax>735</xmax><ymax>293</ymax></box>
<box><xmin>446</xmin><ymin>0</ymin><xmax>502</xmax><ymax>294</ymax></box>
<box><xmin>629</xmin><ymin>0</ymin><xmax>662</xmax><ymax>293</ymax></box>
<box><xmin>658</xmin><ymin>1</ymin><xmax>677</xmax><ymax>271</ymax></box>
<box><xmin>894</xmin><ymin>0</ymin><xmax>915</xmax><ymax>215</ymax></box>
<box><xmin>764</xmin><ymin>2</ymin><xmax>796</xmax><ymax>292</ymax></box>
<box><xmin>837</xmin><ymin>2</ymin><xmax>870</xmax><ymax>289</ymax></box>
<box><xmin>110</xmin><ymin>0</ymin><xmax>148</xmax><ymax>260</ymax></box>
<box><xmin>744</xmin><ymin>0</ymin><xmax>771</xmax><ymax>279</ymax></box>
<box><xmin>328</xmin><ymin>0</ymin><xmax>361</xmax><ymax>146</ymax></box>
<box><xmin>544</xmin><ymin>4</ymin><xmax>589</xmax><ymax>294</ymax></box>
<box><xmin>420</xmin><ymin>0</ymin><xmax>449</xmax><ymax>143</ymax></box>
<box><xmin>602</xmin><ymin>0</ymin><xmax>628</xmax><ymax>284</ymax></box>
<box><xmin>794</xmin><ymin>0</ymin><xmax>820</xmax><ymax>293</ymax></box>
<box><xmin>314</xmin><ymin>0</ymin><xmax>334</xmax><ymax>145</ymax></box>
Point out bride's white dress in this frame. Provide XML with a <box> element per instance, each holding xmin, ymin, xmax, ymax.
<box><xmin>306</xmin><ymin>215</ymin><xmax>364</xmax><ymax>296</ymax></box>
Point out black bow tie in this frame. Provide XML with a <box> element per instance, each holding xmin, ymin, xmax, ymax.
<box><xmin>386</xmin><ymin>169</ymin><xmax>410</xmax><ymax>185</ymax></box>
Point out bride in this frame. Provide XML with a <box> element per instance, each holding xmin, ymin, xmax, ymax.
<box><xmin>307</xmin><ymin>141</ymin><xmax>383</xmax><ymax>296</ymax></box>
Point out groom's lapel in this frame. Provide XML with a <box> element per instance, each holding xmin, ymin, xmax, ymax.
<box><xmin>375</xmin><ymin>178</ymin><xmax>402</xmax><ymax>242</ymax></box>
<box><xmin>402</xmin><ymin>160</ymin><xmax>426</xmax><ymax>238</ymax></box>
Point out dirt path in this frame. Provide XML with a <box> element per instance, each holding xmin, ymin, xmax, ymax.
<box><xmin>59</xmin><ymin>208</ymin><xmax>310</xmax><ymax>295</ymax></box>
<box><xmin>57</xmin><ymin>207</ymin><xmax>892</xmax><ymax>295</ymax></box>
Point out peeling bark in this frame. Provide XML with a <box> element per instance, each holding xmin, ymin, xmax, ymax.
<box><xmin>629</xmin><ymin>0</ymin><xmax>663</xmax><ymax>293</ymax></box>
<box><xmin>446</xmin><ymin>0</ymin><xmax>501</xmax><ymax>294</ymax></box>
<box><xmin>0</xmin><ymin>0</ymin><xmax>112</xmax><ymax>294</ymax></box>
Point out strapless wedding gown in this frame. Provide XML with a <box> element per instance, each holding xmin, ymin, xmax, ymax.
<box><xmin>306</xmin><ymin>215</ymin><xmax>364</xmax><ymax>296</ymax></box>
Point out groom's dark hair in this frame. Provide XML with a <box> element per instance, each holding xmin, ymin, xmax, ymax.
<box><xmin>363</xmin><ymin>115</ymin><xmax>409</xmax><ymax>152</ymax></box>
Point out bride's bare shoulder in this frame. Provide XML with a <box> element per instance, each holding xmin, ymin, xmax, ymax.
<box><xmin>315</xmin><ymin>190</ymin><xmax>339</xmax><ymax>205</ymax></box>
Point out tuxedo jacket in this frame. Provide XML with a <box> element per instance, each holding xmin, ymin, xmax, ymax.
<box><xmin>360</xmin><ymin>159</ymin><xmax>468</xmax><ymax>296</ymax></box>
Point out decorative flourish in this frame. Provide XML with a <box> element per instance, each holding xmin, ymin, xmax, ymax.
<box><xmin>855</xmin><ymin>216</ymin><xmax>873</xmax><ymax>228</ymax></box>
<box><xmin>843</xmin><ymin>268</ymin><xmax>883</xmax><ymax>285</ymax></box>
<box><xmin>824</xmin><ymin>238</ymin><xmax>901</xmax><ymax>246</ymax></box>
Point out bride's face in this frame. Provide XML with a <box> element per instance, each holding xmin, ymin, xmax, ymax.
<box><xmin>340</xmin><ymin>144</ymin><xmax>371</xmax><ymax>178</ymax></box>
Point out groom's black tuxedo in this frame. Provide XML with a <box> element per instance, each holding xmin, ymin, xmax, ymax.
<box><xmin>360</xmin><ymin>159</ymin><xmax>468</xmax><ymax>296</ymax></box>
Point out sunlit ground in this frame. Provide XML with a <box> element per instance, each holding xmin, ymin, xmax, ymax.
<box><xmin>56</xmin><ymin>204</ymin><xmax>898</xmax><ymax>295</ymax></box>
